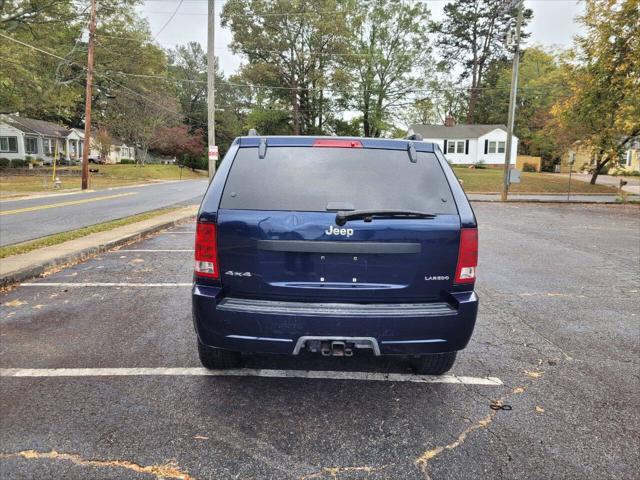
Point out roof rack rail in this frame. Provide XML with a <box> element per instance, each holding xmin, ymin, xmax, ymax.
<box><xmin>248</xmin><ymin>128</ymin><xmax>260</xmax><ymax>136</ymax></box>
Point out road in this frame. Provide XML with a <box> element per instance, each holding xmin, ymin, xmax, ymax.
<box><xmin>1</xmin><ymin>203</ymin><xmax>639</xmax><ymax>479</ymax></box>
<box><xmin>0</xmin><ymin>180</ymin><xmax>208</xmax><ymax>246</ymax></box>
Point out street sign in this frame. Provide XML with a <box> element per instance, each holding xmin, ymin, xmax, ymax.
<box><xmin>208</xmin><ymin>145</ymin><xmax>219</xmax><ymax>161</ymax></box>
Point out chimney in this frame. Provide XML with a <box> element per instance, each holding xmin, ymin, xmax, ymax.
<box><xmin>444</xmin><ymin>116</ymin><xmax>455</xmax><ymax>127</ymax></box>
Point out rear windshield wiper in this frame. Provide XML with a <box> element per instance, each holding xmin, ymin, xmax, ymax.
<box><xmin>335</xmin><ymin>209</ymin><xmax>436</xmax><ymax>226</ymax></box>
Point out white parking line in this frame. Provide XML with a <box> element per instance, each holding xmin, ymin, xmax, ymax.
<box><xmin>20</xmin><ymin>283</ymin><xmax>191</xmax><ymax>287</ymax></box>
<box><xmin>115</xmin><ymin>249</ymin><xmax>194</xmax><ymax>252</ymax></box>
<box><xmin>0</xmin><ymin>368</ymin><xmax>503</xmax><ymax>385</ymax></box>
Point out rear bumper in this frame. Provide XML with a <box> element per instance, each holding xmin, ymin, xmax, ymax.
<box><xmin>192</xmin><ymin>285</ymin><xmax>478</xmax><ymax>356</ymax></box>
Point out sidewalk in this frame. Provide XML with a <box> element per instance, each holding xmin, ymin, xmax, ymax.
<box><xmin>468</xmin><ymin>193</ymin><xmax>639</xmax><ymax>203</ymax></box>
<box><xmin>550</xmin><ymin>173</ymin><xmax>640</xmax><ymax>195</ymax></box>
<box><xmin>0</xmin><ymin>206</ymin><xmax>197</xmax><ymax>287</ymax></box>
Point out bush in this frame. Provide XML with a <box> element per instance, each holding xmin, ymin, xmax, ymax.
<box><xmin>120</xmin><ymin>158</ymin><xmax>135</xmax><ymax>164</ymax></box>
<box><xmin>610</xmin><ymin>166</ymin><xmax>640</xmax><ymax>177</ymax></box>
<box><xmin>0</xmin><ymin>158</ymin><xmax>10</xmax><ymax>168</ymax></box>
<box><xmin>474</xmin><ymin>160</ymin><xmax>487</xmax><ymax>169</ymax></box>
<box><xmin>522</xmin><ymin>163</ymin><xmax>537</xmax><ymax>172</ymax></box>
<box><xmin>10</xmin><ymin>159</ymin><xmax>27</xmax><ymax>168</ymax></box>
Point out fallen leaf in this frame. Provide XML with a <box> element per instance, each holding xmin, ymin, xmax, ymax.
<box><xmin>193</xmin><ymin>435</ymin><xmax>209</xmax><ymax>440</ymax></box>
<box><xmin>3</xmin><ymin>299</ymin><xmax>26</xmax><ymax>307</ymax></box>
<box><xmin>524</xmin><ymin>370</ymin><xmax>543</xmax><ymax>379</ymax></box>
<box><xmin>33</xmin><ymin>304</ymin><xmax>46</xmax><ymax>309</ymax></box>
<box><xmin>130</xmin><ymin>259</ymin><xmax>144</xmax><ymax>264</ymax></box>
<box><xmin>512</xmin><ymin>387</ymin><xmax>525</xmax><ymax>394</ymax></box>
<box><xmin>535</xmin><ymin>406</ymin><xmax>545</xmax><ymax>414</ymax></box>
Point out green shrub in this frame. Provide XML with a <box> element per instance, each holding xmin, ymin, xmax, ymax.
<box><xmin>474</xmin><ymin>160</ymin><xmax>487</xmax><ymax>169</ymax></box>
<box><xmin>0</xmin><ymin>158</ymin><xmax>10</xmax><ymax>168</ymax></box>
<box><xmin>10</xmin><ymin>159</ymin><xmax>27</xmax><ymax>168</ymax></box>
<box><xmin>522</xmin><ymin>163</ymin><xmax>537</xmax><ymax>172</ymax></box>
<box><xmin>120</xmin><ymin>158</ymin><xmax>135</xmax><ymax>164</ymax></box>
<box><xmin>609</xmin><ymin>166</ymin><xmax>640</xmax><ymax>177</ymax></box>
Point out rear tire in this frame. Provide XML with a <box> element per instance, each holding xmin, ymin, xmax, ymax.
<box><xmin>410</xmin><ymin>352</ymin><xmax>457</xmax><ymax>375</ymax></box>
<box><xmin>198</xmin><ymin>341</ymin><xmax>242</xmax><ymax>369</ymax></box>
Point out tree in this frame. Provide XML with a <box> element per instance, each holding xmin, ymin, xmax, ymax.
<box><xmin>222</xmin><ymin>0</ymin><xmax>352</xmax><ymax>135</ymax></box>
<box><xmin>342</xmin><ymin>0</ymin><xmax>432</xmax><ymax>137</ymax></box>
<box><xmin>474</xmin><ymin>46</ymin><xmax>565</xmax><ymax>158</ymax></box>
<box><xmin>94</xmin><ymin>127</ymin><xmax>112</xmax><ymax>162</ymax></box>
<box><xmin>0</xmin><ymin>0</ymin><xmax>84</xmax><ymax>120</ymax></box>
<box><xmin>102</xmin><ymin>85</ymin><xmax>181</xmax><ymax>165</ymax></box>
<box><xmin>550</xmin><ymin>0</ymin><xmax>640</xmax><ymax>183</ymax></box>
<box><xmin>432</xmin><ymin>0</ymin><xmax>532</xmax><ymax>123</ymax></box>
<box><xmin>167</xmin><ymin>42</ymin><xmax>248</xmax><ymax>155</ymax></box>
<box><xmin>150</xmin><ymin>125</ymin><xmax>205</xmax><ymax>169</ymax></box>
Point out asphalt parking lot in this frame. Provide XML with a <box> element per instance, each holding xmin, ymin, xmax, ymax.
<box><xmin>1</xmin><ymin>203</ymin><xmax>639</xmax><ymax>480</ymax></box>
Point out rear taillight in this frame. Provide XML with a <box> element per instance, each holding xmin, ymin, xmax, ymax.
<box><xmin>195</xmin><ymin>222</ymin><xmax>219</xmax><ymax>278</ymax></box>
<box><xmin>455</xmin><ymin>228</ymin><xmax>478</xmax><ymax>284</ymax></box>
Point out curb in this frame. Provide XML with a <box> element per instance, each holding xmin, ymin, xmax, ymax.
<box><xmin>469</xmin><ymin>199</ymin><xmax>635</xmax><ymax>204</ymax></box>
<box><xmin>0</xmin><ymin>212</ymin><xmax>195</xmax><ymax>289</ymax></box>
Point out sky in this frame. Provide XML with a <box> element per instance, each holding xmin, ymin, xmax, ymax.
<box><xmin>139</xmin><ymin>0</ymin><xmax>587</xmax><ymax>76</ymax></box>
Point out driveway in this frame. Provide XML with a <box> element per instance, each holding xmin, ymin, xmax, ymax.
<box><xmin>552</xmin><ymin>172</ymin><xmax>640</xmax><ymax>194</ymax></box>
<box><xmin>0</xmin><ymin>179</ymin><xmax>208</xmax><ymax>246</ymax></box>
<box><xmin>1</xmin><ymin>203</ymin><xmax>638</xmax><ymax>479</ymax></box>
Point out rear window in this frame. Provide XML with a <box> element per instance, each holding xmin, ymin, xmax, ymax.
<box><xmin>220</xmin><ymin>147</ymin><xmax>457</xmax><ymax>214</ymax></box>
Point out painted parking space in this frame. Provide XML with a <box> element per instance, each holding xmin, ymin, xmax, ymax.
<box><xmin>1</xmin><ymin>204</ymin><xmax>639</xmax><ymax>479</ymax></box>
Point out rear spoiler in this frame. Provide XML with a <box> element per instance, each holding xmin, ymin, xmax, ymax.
<box><xmin>235</xmin><ymin>136</ymin><xmax>435</xmax><ymax>154</ymax></box>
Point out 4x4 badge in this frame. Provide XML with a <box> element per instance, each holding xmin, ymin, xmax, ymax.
<box><xmin>225</xmin><ymin>271</ymin><xmax>252</xmax><ymax>277</ymax></box>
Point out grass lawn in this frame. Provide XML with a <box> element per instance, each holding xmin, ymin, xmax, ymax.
<box><xmin>453</xmin><ymin>167</ymin><xmax>617</xmax><ymax>194</ymax></box>
<box><xmin>0</xmin><ymin>164</ymin><xmax>207</xmax><ymax>199</ymax></box>
<box><xmin>0</xmin><ymin>206</ymin><xmax>183</xmax><ymax>259</ymax></box>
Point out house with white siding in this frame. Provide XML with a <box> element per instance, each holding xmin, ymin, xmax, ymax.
<box><xmin>71</xmin><ymin>129</ymin><xmax>135</xmax><ymax>164</ymax></box>
<box><xmin>0</xmin><ymin>114</ymin><xmax>132</xmax><ymax>164</ymax></box>
<box><xmin>0</xmin><ymin>114</ymin><xmax>80</xmax><ymax>163</ymax></box>
<box><xmin>407</xmin><ymin>121</ymin><xmax>518</xmax><ymax>166</ymax></box>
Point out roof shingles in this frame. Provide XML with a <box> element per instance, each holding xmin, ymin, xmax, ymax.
<box><xmin>1</xmin><ymin>114</ymin><xmax>71</xmax><ymax>138</ymax></box>
<box><xmin>409</xmin><ymin>124</ymin><xmax>509</xmax><ymax>139</ymax></box>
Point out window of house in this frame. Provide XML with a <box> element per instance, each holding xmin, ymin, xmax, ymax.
<box><xmin>489</xmin><ymin>141</ymin><xmax>507</xmax><ymax>154</ymax></box>
<box><xmin>0</xmin><ymin>136</ymin><xmax>18</xmax><ymax>153</ymax></box>
<box><xmin>447</xmin><ymin>140</ymin><xmax>465</xmax><ymax>154</ymax></box>
<box><xmin>25</xmin><ymin>137</ymin><xmax>38</xmax><ymax>154</ymax></box>
<box><xmin>43</xmin><ymin>138</ymin><xmax>55</xmax><ymax>155</ymax></box>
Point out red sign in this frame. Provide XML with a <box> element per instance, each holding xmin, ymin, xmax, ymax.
<box><xmin>208</xmin><ymin>145</ymin><xmax>219</xmax><ymax>161</ymax></box>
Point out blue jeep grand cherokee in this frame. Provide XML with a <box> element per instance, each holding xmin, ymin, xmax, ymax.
<box><xmin>192</xmin><ymin>136</ymin><xmax>478</xmax><ymax>375</ymax></box>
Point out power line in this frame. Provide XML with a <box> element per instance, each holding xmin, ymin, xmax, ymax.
<box><xmin>152</xmin><ymin>0</ymin><xmax>184</xmax><ymax>40</ymax></box>
<box><xmin>0</xmin><ymin>31</ymin><xmax>566</xmax><ymax>120</ymax></box>
<box><xmin>0</xmin><ymin>32</ymin><xmax>203</xmax><ymax>126</ymax></box>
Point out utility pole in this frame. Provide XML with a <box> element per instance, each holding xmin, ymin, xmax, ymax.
<box><xmin>81</xmin><ymin>0</ymin><xmax>97</xmax><ymax>190</ymax></box>
<box><xmin>501</xmin><ymin>0</ymin><xmax>524</xmax><ymax>202</ymax></box>
<box><xmin>207</xmin><ymin>0</ymin><xmax>217</xmax><ymax>179</ymax></box>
